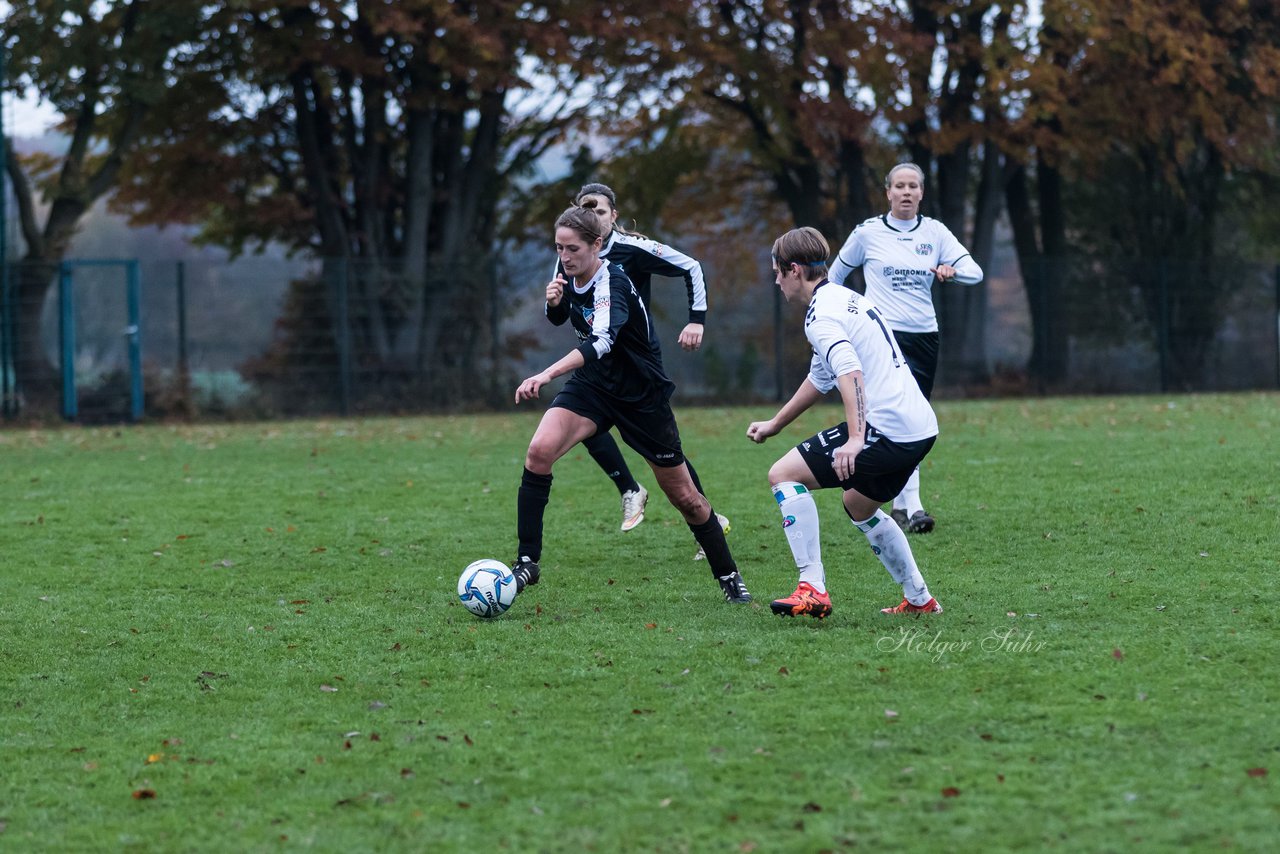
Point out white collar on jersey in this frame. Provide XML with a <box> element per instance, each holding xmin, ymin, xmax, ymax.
<box><xmin>882</xmin><ymin>213</ymin><xmax>923</xmax><ymax>232</ymax></box>
<box><xmin>573</xmin><ymin>260</ymin><xmax>609</xmax><ymax>294</ymax></box>
<box><xmin>600</xmin><ymin>228</ymin><xmax>621</xmax><ymax>257</ymax></box>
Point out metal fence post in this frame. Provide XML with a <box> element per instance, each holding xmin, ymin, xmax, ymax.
<box><xmin>1157</xmin><ymin>259</ymin><xmax>1170</xmax><ymax>393</ymax></box>
<box><xmin>59</xmin><ymin>262</ymin><xmax>77</xmax><ymax>420</ymax></box>
<box><xmin>126</xmin><ymin>260</ymin><xmax>143</xmax><ymax>420</ymax></box>
<box><xmin>1035</xmin><ymin>257</ymin><xmax>1046</xmax><ymax>395</ymax></box>
<box><xmin>0</xmin><ymin>257</ymin><xmax>9</xmax><ymax>417</ymax></box>
<box><xmin>773</xmin><ymin>283</ymin><xmax>783</xmax><ymax>402</ymax></box>
<box><xmin>0</xmin><ymin>44</ymin><xmax>11</xmax><ymax>417</ymax></box>
<box><xmin>336</xmin><ymin>259</ymin><xmax>351</xmax><ymax>416</ymax></box>
<box><xmin>176</xmin><ymin>260</ymin><xmax>190</xmax><ymax>410</ymax></box>
<box><xmin>490</xmin><ymin>255</ymin><xmax>500</xmax><ymax>405</ymax></box>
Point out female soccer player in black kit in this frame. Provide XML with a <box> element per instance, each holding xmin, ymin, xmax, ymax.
<box><xmin>511</xmin><ymin>205</ymin><xmax>751</xmax><ymax>605</ymax></box>
<box><xmin>558</xmin><ymin>183</ymin><xmax>728</xmax><ymax>558</ymax></box>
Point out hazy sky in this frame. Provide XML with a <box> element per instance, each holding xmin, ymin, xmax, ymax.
<box><xmin>3</xmin><ymin>93</ymin><xmax>58</xmax><ymax>137</ymax></box>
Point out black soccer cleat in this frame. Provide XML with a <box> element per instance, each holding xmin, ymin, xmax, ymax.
<box><xmin>717</xmin><ymin>571</ymin><xmax>753</xmax><ymax>604</ymax></box>
<box><xmin>511</xmin><ymin>557</ymin><xmax>541</xmax><ymax>593</ymax></box>
<box><xmin>890</xmin><ymin>509</ymin><xmax>910</xmax><ymax>530</ymax></box>
<box><xmin>907</xmin><ymin>510</ymin><xmax>935</xmax><ymax>534</ymax></box>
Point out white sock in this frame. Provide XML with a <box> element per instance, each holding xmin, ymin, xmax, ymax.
<box><xmin>852</xmin><ymin>509</ymin><xmax>931</xmax><ymax>605</ymax></box>
<box><xmin>772</xmin><ymin>482</ymin><xmax>826</xmax><ymax>594</ymax></box>
<box><xmin>896</xmin><ymin>467</ymin><xmax>923</xmax><ymax>516</ymax></box>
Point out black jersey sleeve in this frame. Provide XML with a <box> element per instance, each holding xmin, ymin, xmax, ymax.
<box><xmin>546</xmin><ymin>299</ymin><xmax>570</xmax><ymax>326</ymax></box>
<box><xmin>612</xmin><ymin>234</ymin><xmax>708</xmax><ymax>325</ymax></box>
<box><xmin>545</xmin><ymin>260</ymin><xmax>570</xmax><ymax>325</ymax></box>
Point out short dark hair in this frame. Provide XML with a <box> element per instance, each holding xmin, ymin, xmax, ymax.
<box><xmin>575</xmin><ymin>182</ymin><xmax>618</xmax><ymax>209</ymax></box>
<box><xmin>772</xmin><ymin>227</ymin><xmax>830</xmax><ymax>279</ymax></box>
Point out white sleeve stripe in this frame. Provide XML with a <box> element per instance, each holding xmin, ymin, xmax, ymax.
<box><xmin>618</xmin><ymin>233</ymin><xmax>708</xmax><ymax>312</ymax></box>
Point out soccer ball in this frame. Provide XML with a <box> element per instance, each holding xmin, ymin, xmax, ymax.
<box><xmin>457</xmin><ymin>558</ymin><xmax>518</xmax><ymax>618</ymax></box>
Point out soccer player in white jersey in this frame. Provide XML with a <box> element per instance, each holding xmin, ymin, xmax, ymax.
<box><xmin>827</xmin><ymin>163</ymin><xmax>983</xmax><ymax>534</ymax></box>
<box><xmin>747</xmin><ymin>227</ymin><xmax>943</xmax><ymax>618</ymax></box>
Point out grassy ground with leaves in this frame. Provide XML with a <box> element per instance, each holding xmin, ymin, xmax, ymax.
<box><xmin>1</xmin><ymin>393</ymin><xmax>1277</xmax><ymax>852</ymax></box>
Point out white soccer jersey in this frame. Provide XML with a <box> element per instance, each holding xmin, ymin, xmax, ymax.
<box><xmin>805</xmin><ymin>282</ymin><xmax>938</xmax><ymax>442</ymax></box>
<box><xmin>828</xmin><ymin>215</ymin><xmax>983</xmax><ymax>333</ymax></box>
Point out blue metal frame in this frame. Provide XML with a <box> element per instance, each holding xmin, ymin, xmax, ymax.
<box><xmin>59</xmin><ymin>264</ymin><xmax>76</xmax><ymax>419</ymax></box>
<box><xmin>0</xmin><ymin>43</ymin><xmax>12</xmax><ymax>416</ymax></box>
<box><xmin>58</xmin><ymin>259</ymin><xmax>143</xmax><ymax>421</ymax></box>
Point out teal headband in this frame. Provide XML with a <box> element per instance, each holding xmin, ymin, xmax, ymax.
<box><xmin>773</xmin><ymin>255</ymin><xmax>828</xmax><ymax>267</ymax></box>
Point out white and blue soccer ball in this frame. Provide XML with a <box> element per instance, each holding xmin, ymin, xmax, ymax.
<box><xmin>457</xmin><ymin>558</ymin><xmax>518</xmax><ymax>618</ymax></box>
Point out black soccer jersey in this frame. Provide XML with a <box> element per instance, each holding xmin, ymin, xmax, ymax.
<box><xmin>546</xmin><ymin>262</ymin><xmax>676</xmax><ymax>404</ymax></box>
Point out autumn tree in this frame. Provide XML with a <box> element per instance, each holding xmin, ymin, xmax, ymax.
<box><xmin>1004</xmin><ymin>0</ymin><xmax>1280</xmax><ymax>388</ymax></box>
<box><xmin>112</xmin><ymin>0</ymin><xmax>645</xmax><ymax>411</ymax></box>
<box><xmin>592</xmin><ymin>1</ymin><xmax>1036</xmax><ymax>388</ymax></box>
<box><xmin>2</xmin><ymin>1</ymin><xmax>223</xmax><ymax>414</ymax></box>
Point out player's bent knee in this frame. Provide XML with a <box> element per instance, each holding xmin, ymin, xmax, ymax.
<box><xmin>524</xmin><ymin>442</ymin><xmax>559</xmax><ymax>473</ymax></box>
<box><xmin>663</xmin><ymin>485</ymin><xmax>706</xmax><ymax>518</ymax></box>
<box><xmin>768</xmin><ymin>458</ymin><xmax>804</xmax><ymax>487</ymax></box>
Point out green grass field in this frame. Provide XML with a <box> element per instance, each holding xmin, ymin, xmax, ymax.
<box><xmin>1</xmin><ymin>393</ymin><xmax>1277</xmax><ymax>852</ymax></box>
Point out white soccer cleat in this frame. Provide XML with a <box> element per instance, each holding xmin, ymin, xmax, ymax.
<box><xmin>620</xmin><ymin>486</ymin><xmax>648</xmax><ymax>532</ymax></box>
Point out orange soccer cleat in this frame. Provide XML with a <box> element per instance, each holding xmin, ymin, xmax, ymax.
<box><xmin>769</xmin><ymin>582</ymin><xmax>833</xmax><ymax>619</ymax></box>
<box><xmin>880</xmin><ymin>596</ymin><xmax>943</xmax><ymax>615</ymax></box>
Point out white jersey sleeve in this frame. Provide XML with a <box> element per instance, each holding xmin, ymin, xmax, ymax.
<box><xmin>935</xmin><ymin>221</ymin><xmax>983</xmax><ymax>285</ymax></box>
<box><xmin>827</xmin><ymin>217</ymin><xmax>875</xmax><ymax>289</ymax></box>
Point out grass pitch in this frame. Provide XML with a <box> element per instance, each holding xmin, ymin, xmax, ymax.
<box><xmin>1</xmin><ymin>393</ymin><xmax>1276</xmax><ymax>852</ymax></box>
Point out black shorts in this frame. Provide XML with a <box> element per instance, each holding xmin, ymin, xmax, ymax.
<box><xmin>551</xmin><ymin>379</ymin><xmax>686</xmax><ymax>468</ymax></box>
<box><xmin>796</xmin><ymin>422</ymin><xmax>936</xmax><ymax>502</ymax></box>
<box><xmin>893</xmin><ymin>330</ymin><xmax>939</xmax><ymax>400</ymax></box>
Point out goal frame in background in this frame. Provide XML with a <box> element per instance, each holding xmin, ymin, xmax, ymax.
<box><xmin>58</xmin><ymin>258</ymin><xmax>143</xmax><ymax>422</ymax></box>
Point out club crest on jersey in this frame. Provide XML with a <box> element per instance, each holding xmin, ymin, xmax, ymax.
<box><xmin>579</xmin><ymin>305</ymin><xmax>595</xmax><ymax>325</ymax></box>
<box><xmin>915</xmin><ymin>243</ymin><xmax>933</xmax><ymax>256</ymax></box>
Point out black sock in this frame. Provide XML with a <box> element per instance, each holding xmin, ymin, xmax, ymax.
<box><xmin>685</xmin><ymin>459</ymin><xmax>706</xmax><ymax>497</ymax></box>
<box><xmin>688</xmin><ymin>508</ymin><xmax>737</xmax><ymax>579</ymax></box>
<box><xmin>517</xmin><ymin>467</ymin><xmax>553</xmax><ymax>564</ymax></box>
<box><xmin>584</xmin><ymin>431</ymin><xmax>639</xmax><ymax>495</ymax></box>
